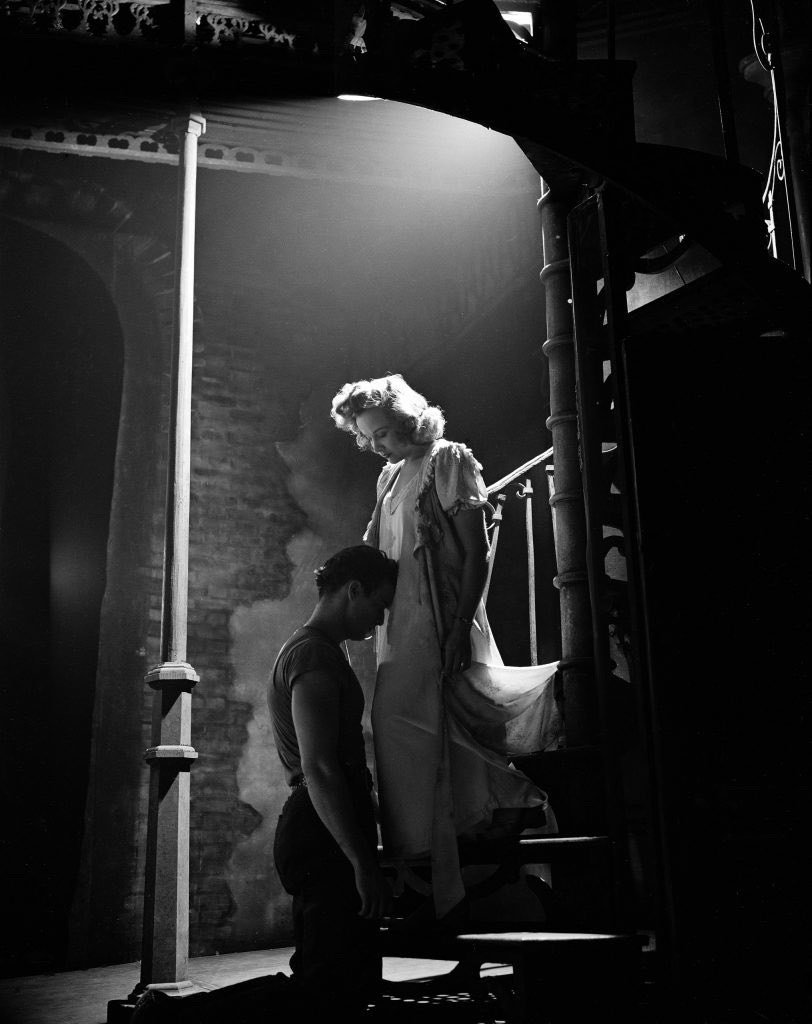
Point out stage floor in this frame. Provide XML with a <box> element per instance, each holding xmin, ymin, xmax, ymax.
<box><xmin>0</xmin><ymin>948</ymin><xmax>485</xmax><ymax>1024</ymax></box>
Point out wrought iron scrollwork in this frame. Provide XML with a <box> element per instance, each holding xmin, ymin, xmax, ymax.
<box><xmin>748</xmin><ymin>0</ymin><xmax>800</xmax><ymax>269</ymax></box>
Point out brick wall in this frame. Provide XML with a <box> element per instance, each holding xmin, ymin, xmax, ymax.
<box><xmin>183</xmin><ymin>298</ymin><xmax>311</xmax><ymax>954</ymax></box>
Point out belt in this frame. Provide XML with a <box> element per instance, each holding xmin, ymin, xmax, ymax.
<box><xmin>289</xmin><ymin>764</ymin><xmax>371</xmax><ymax>791</ymax></box>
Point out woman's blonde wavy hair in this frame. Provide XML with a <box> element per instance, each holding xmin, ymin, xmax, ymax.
<box><xmin>330</xmin><ymin>374</ymin><xmax>446</xmax><ymax>452</ymax></box>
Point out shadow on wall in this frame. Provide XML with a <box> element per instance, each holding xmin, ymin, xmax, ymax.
<box><xmin>225</xmin><ymin>383</ymin><xmax>383</xmax><ymax>949</ymax></box>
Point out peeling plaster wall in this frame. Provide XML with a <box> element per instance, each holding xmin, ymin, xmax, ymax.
<box><xmin>225</xmin><ymin>385</ymin><xmax>380</xmax><ymax>948</ymax></box>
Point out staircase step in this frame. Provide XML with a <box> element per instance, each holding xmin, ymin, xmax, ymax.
<box><xmin>458</xmin><ymin>834</ymin><xmax>610</xmax><ymax>865</ymax></box>
<box><xmin>381</xmin><ymin>926</ymin><xmax>646</xmax><ymax>964</ymax></box>
<box><xmin>458</xmin><ymin>931</ymin><xmax>646</xmax><ymax>1021</ymax></box>
<box><xmin>378</xmin><ymin>834</ymin><xmax>610</xmax><ymax>867</ymax></box>
<box><xmin>457</xmin><ymin>929</ymin><xmax>645</xmax><ymax>952</ymax></box>
<box><xmin>380</xmin><ymin>922</ymin><xmax>575</xmax><ymax>962</ymax></box>
<box><xmin>380</xmin><ymin>836</ymin><xmax>615</xmax><ymax>936</ymax></box>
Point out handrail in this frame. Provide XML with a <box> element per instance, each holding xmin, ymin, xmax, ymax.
<box><xmin>483</xmin><ymin>447</ymin><xmax>555</xmax><ymax>662</ymax></box>
<box><xmin>485</xmin><ymin>446</ymin><xmax>554</xmax><ymax>495</ymax></box>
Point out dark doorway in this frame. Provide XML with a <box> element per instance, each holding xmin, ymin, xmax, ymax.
<box><xmin>0</xmin><ymin>219</ymin><xmax>123</xmax><ymax>974</ymax></box>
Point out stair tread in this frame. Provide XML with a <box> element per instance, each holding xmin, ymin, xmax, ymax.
<box><xmin>457</xmin><ymin>931</ymin><xmax>644</xmax><ymax>944</ymax></box>
<box><xmin>459</xmin><ymin>834</ymin><xmax>610</xmax><ymax>863</ymax></box>
<box><xmin>471</xmin><ymin>835</ymin><xmax>609</xmax><ymax>845</ymax></box>
<box><xmin>379</xmin><ymin>834</ymin><xmax>609</xmax><ymax>857</ymax></box>
<box><xmin>380</xmin><ymin>926</ymin><xmax>648</xmax><ymax>961</ymax></box>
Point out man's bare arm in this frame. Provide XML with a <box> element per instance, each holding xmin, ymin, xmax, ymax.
<box><xmin>292</xmin><ymin>670</ymin><xmax>391</xmax><ymax>919</ymax></box>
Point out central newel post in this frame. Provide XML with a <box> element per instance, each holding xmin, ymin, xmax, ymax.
<box><xmin>536</xmin><ymin>2</ymin><xmax>595</xmax><ymax>757</ymax></box>
<box><xmin>534</xmin><ymin>5</ymin><xmax>602</xmax><ymax>852</ymax></box>
<box><xmin>108</xmin><ymin>111</ymin><xmax>206</xmax><ymax>1023</ymax></box>
<box><xmin>539</xmin><ymin>185</ymin><xmax>595</xmax><ymax>754</ymax></box>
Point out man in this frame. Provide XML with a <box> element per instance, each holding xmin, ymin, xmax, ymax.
<box><xmin>269</xmin><ymin>545</ymin><xmax>397</xmax><ymax>1015</ymax></box>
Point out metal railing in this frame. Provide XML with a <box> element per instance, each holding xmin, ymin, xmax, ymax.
<box><xmin>483</xmin><ymin>445</ymin><xmax>554</xmax><ymax>665</ymax></box>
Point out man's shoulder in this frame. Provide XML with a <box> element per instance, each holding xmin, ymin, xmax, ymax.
<box><xmin>279</xmin><ymin>626</ymin><xmax>341</xmax><ymax>656</ymax></box>
<box><xmin>274</xmin><ymin>628</ymin><xmax>345</xmax><ymax>684</ymax></box>
<box><xmin>276</xmin><ymin>626</ymin><xmax>316</xmax><ymax>658</ymax></box>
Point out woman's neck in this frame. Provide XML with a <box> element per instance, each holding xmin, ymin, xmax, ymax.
<box><xmin>402</xmin><ymin>442</ymin><xmax>432</xmax><ymax>464</ymax></box>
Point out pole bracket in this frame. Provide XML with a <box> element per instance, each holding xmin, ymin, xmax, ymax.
<box><xmin>145</xmin><ymin>662</ymin><xmax>200</xmax><ymax>688</ymax></box>
<box><xmin>144</xmin><ymin>745</ymin><xmax>199</xmax><ymax>764</ymax></box>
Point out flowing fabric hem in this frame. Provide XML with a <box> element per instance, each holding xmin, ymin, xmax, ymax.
<box><xmin>380</xmin><ymin>792</ymin><xmax>554</xmax><ymax>863</ymax></box>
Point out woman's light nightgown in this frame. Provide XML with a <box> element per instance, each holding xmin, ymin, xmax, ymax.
<box><xmin>368</xmin><ymin>441</ymin><xmax>561</xmax><ymax>892</ymax></box>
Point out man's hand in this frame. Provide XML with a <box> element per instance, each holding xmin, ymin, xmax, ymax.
<box><xmin>293</xmin><ymin>671</ymin><xmax>389</xmax><ymax>917</ymax></box>
<box><xmin>354</xmin><ymin>861</ymin><xmax>393</xmax><ymax>919</ymax></box>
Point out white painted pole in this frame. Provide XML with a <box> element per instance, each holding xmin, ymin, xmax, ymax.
<box><xmin>518</xmin><ymin>477</ymin><xmax>538</xmax><ymax>665</ymax></box>
<box><xmin>111</xmin><ymin>113</ymin><xmax>207</xmax><ymax>1023</ymax></box>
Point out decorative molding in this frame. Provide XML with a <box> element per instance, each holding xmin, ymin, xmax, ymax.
<box><xmin>0</xmin><ymin>117</ymin><xmax>537</xmax><ymax>195</ymax></box>
<box><xmin>0</xmin><ymin>0</ymin><xmax>324</xmax><ymax>47</ymax></box>
<box><xmin>3</xmin><ymin>0</ymin><xmax>171</xmax><ymax>38</ymax></box>
<box><xmin>194</xmin><ymin>2</ymin><xmax>299</xmax><ymax>49</ymax></box>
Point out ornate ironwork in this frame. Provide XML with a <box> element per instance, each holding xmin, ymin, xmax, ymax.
<box><xmin>129</xmin><ymin>1</ymin><xmax>163</xmax><ymax>36</ymax></box>
<box><xmin>748</xmin><ymin>0</ymin><xmax>800</xmax><ymax>270</ymax></box>
<box><xmin>195</xmin><ymin>10</ymin><xmax>297</xmax><ymax>48</ymax></box>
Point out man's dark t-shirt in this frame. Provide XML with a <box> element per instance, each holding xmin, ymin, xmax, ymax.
<box><xmin>269</xmin><ymin>626</ymin><xmax>367</xmax><ymax>787</ymax></box>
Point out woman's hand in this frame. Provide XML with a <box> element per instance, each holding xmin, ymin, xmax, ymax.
<box><xmin>441</xmin><ymin>507</ymin><xmax>488</xmax><ymax>679</ymax></box>
<box><xmin>442</xmin><ymin>618</ymin><xmax>473</xmax><ymax>678</ymax></box>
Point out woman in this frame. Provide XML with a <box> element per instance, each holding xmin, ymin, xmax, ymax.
<box><xmin>331</xmin><ymin>374</ymin><xmax>561</xmax><ymax>920</ymax></box>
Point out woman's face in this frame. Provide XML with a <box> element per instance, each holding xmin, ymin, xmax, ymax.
<box><xmin>355</xmin><ymin>408</ymin><xmax>425</xmax><ymax>463</ymax></box>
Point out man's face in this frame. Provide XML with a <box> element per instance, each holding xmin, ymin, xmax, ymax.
<box><xmin>348</xmin><ymin>579</ymin><xmax>395</xmax><ymax>641</ymax></box>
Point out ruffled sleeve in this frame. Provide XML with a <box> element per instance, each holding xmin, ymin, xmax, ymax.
<box><xmin>431</xmin><ymin>442</ymin><xmax>488</xmax><ymax>516</ymax></box>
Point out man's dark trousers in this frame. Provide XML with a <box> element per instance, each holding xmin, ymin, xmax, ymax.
<box><xmin>273</xmin><ymin>772</ymin><xmax>381</xmax><ymax>1014</ymax></box>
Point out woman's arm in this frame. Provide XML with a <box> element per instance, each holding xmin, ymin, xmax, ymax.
<box><xmin>442</xmin><ymin>506</ymin><xmax>489</xmax><ymax>678</ymax></box>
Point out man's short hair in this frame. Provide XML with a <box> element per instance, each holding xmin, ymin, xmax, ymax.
<box><xmin>315</xmin><ymin>545</ymin><xmax>398</xmax><ymax>597</ymax></box>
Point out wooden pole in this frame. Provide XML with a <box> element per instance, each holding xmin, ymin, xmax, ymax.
<box><xmin>109</xmin><ymin>112</ymin><xmax>206</xmax><ymax>1021</ymax></box>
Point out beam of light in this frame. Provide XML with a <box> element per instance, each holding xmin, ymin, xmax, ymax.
<box><xmin>500</xmin><ymin>9</ymin><xmax>533</xmax><ymax>39</ymax></box>
<box><xmin>502</xmin><ymin>11</ymin><xmax>533</xmax><ymax>32</ymax></box>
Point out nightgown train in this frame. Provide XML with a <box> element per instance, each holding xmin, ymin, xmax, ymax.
<box><xmin>365</xmin><ymin>440</ymin><xmax>561</xmax><ymax>912</ymax></box>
